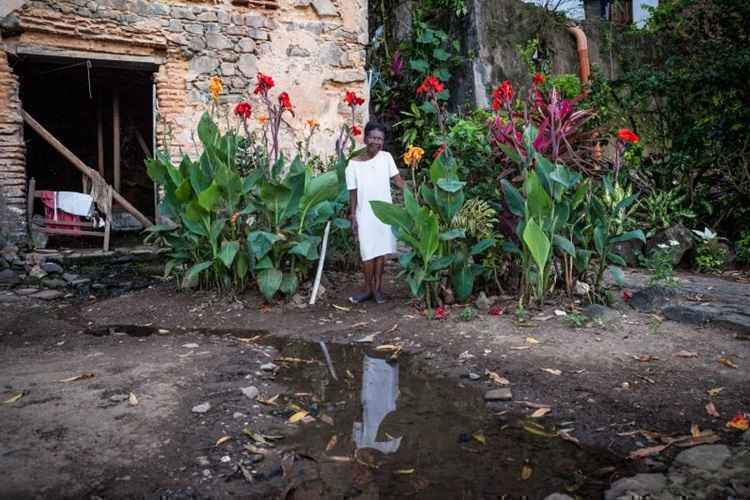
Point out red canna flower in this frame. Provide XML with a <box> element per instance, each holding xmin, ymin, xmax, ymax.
<box><xmin>344</xmin><ymin>91</ymin><xmax>365</xmax><ymax>107</ymax></box>
<box><xmin>253</xmin><ymin>72</ymin><xmax>275</xmax><ymax>96</ymax></box>
<box><xmin>491</xmin><ymin>80</ymin><xmax>514</xmax><ymax>110</ymax></box>
<box><xmin>433</xmin><ymin>143</ymin><xmax>447</xmax><ymax>160</ymax></box>
<box><xmin>278</xmin><ymin>91</ymin><xmax>292</xmax><ymax>111</ymax></box>
<box><xmin>488</xmin><ymin>305</ymin><xmax>504</xmax><ymax>316</ymax></box>
<box><xmin>726</xmin><ymin>412</ymin><xmax>749</xmax><ymax>431</ymax></box>
<box><xmin>434</xmin><ymin>306</ymin><xmax>447</xmax><ymax>319</ymax></box>
<box><xmin>623</xmin><ymin>289</ymin><xmax>633</xmax><ymax>302</ymax></box>
<box><xmin>617</xmin><ymin>128</ymin><xmax>640</xmax><ymax>144</ymax></box>
<box><xmin>233</xmin><ymin>101</ymin><xmax>252</xmax><ymax>119</ymax></box>
<box><xmin>416</xmin><ymin>75</ymin><xmax>445</xmax><ymax>96</ymax></box>
<box><xmin>532</xmin><ymin>73</ymin><xmax>545</xmax><ymax>86</ymax></box>
<box><xmin>351</xmin><ymin>125</ymin><xmax>362</xmax><ymax>137</ymax></box>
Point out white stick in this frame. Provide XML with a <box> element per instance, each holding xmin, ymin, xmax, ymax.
<box><xmin>309</xmin><ymin>221</ymin><xmax>331</xmax><ymax>305</ymax></box>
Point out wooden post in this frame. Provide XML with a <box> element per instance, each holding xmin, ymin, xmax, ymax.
<box><xmin>309</xmin><ymin>221</ymin><xmax>331</xmax><ymax>305</ymax></box>
<box><xmin>22</xmin><ymin>110</ymin><xmax>153</xmax><ymax>228</ymax></box>
<box><xmin>27</xmin><ymin>177</ymin><xmax>36</xmax><ymax>237</ymax></box>
<box><xmin>113</xmin><ymin>91</ymin><xmax>120</xmax><ymax>193</ymax></box>
<box><xmin>152</xmin><ymin>77</ymin><xmax>160</xmax><ymax>224</ymax></box>
<box><xmin>103</xmin><ymin>188</ymin><xmax>112</xmax><ymax>252</ymax></box>
<box><xmin>96</xmin><ymin>98</ymin><xmax>104</xmax><ymax>176</ymax></box>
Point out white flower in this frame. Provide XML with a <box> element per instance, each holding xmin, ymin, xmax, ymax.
<box><xmin>669</xmin><ymin>240</ymin><xmax>680</xmax><ymax>246</ymax></box>
<box><xmin>657</xmin><ymin>243</ymin><xmax>669</xmax><ymax>250</ymax></box>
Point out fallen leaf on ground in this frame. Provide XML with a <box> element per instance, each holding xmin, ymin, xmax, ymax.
<box><xmin>244</xmin><ymin>444</ymin><xmax>267</xmax><ymax>455</ymax></box>
<box><xmin>674</xmin><ymin>431</ymin><xmax>720</xmax><ymax>447</ymax></box>
<box><xmin>531</xmin><ymin>408</ymin><xmax>551</xmax><ymax>418</ymax></box>
<box><xmin>386</xmin><ymin>323</ymin><xmax>399</xmax><ymax>333</ymax></box>
<box><xmin>531</xmin><ymin>315</ymin><xmax>553</xmax><ymax>321</ymax></box>
<box><xmin>320</xmin><ymin>414</ymin><xmax>334</xmax><ymax>426</ymax></box>
<box><xmin>520</xmin><ymin>401</ymin><xmax>551</xmax><ymax>409</ymax></box>
<box><xmin>559</xmin><ymin>431</ymin><xmax>581</xmax><ymax>447</ymax></box>
<box><xmin>237</xmin><ymin>335</ymin><xmax>261</xmax><ymax>343</ymax></box>
<box><xmin>719</xmin><ymin>357</ymin><xmax>737</xmax><ymax>369</ymax></box>
<box><xmin>521</xmin><ymin>462</ymin><xmax>533</xmax><ymax>480</ymax></box>
<box><xmin>325</xmin><ymin>434</ymin><xmax>337</xmax><ymax>451</ymax></box>
<box><xmin>628</xmin><ymin>444</ymin><xmax>669</xmax><ymax>459</ymax></box>
<box><xmin>707</xmin><ymin>387</ymin><xmax>724</xmax><ymax>397</ymax></box>
<box><xmin>726</xmin><ymin>412</ymin><xmax>749</xmax><ymax>431</ymax></box>
<box><xmin>472</xmin><ymin>432</ymin><xmax>486</xmax><ymax>445</ymax></box>
<box><xmin>395</xmin><ymin>469</ymin><xmax>415</xmax><ymax>475</ymax></box>
<box><xmin>690</xmin><ymin>423</ymin><xmax>701</xmax><ymax>438</ymax></box>
<box><xmin>354</xmin><ymin>333</ymin><xmax>378</xmax><ymax>343</ymax></box>
<box><xmin>674</xmin><ymin>351</ymin><xmax>698</xmax><ymax>358</ymax></box>
<box><xmin>332</xmin><ymin>304</ymin><xmax>351</xmax><ymax>312</ymax></box>
<box><xmin>288</xmin><ymin>411</ymin><xmax>309</xmax><ymax>423</ymax></box>
<box><xmin>485</xmin><ymin>370</ymin><xmax>510</xmax><ymax>385</ymax></box>
<box><xmin>276</xmin><ymin>357</ymin><xmax>317</xmax><ymax>364</ymax></box>
<box><xmin>375</xmin><ymin>344</ymin><xmax>400</xmax><ymax>352</ymax></box>
<box><xmin>523</xmin><ymin>422</ymin><xmax>558</xmax><ymax>438</ymax></box>
<box><xmin>59</xmin><ymin>372</ymin><xmax>95</xmax><ymax>383</ymax></box>
<box><xmin>510</xmin><ymin>346</ymin><xmax>532</xmax><ymax>351</ymax></box>
<box><xmin>350</xmin><ymin>322</ymin><xmax>368</xmax><ymax>328</ymax></box>
<box><xmin>706</xmin><ymin>402</ymin><xmax>720</xmax><ymax>417</ymax></box>
<box><xmin>128</xmin><ymin>392</ymin><xmax>138</xmax><ymax>406</ymax></box>
<box><xmin>326</xmin><ymin>455</ymin><xmax>353</xmax><ymax>462</ymax></box>
<box><xmin>554</xmin><ymin>309</ymin><xmax>567</xmax><ymax>317</ymax></box>
<box><xmin>541</xmin><ymin>368</ymin><xmax>562</xmax><ymax>376</ymax></box>
<box><xmin>258</xmin><ymin>394</ymin><xmax>280</xmax><ymax>406</ymax></box>
<box><xmin>634</xmin><ymin>354</ymin><xmax>659</xmax><ymax>362</ymax></box>
<box><xmin>3</xmin><ymin>392</ymin><xmax>23</xmax><ymax>404</ymax></box>
<box><xmin>215</xmin><ymin>436</ymin><xmax>232</xmax><ymax>446</ymax></box>
<box><xmin>526</xmin><ymin>337</ymin><xmax>540</xmax><ymax>344</ymax></box>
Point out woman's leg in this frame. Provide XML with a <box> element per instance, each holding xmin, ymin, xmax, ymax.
<box><xmin>350</xmin><ymin>258</ymin><xmax>374</xmax><ymax>303</ymax></box>
<box><xmin>373</xmin><ymin>256</ymin><xmax>386</xmax><ymax>303</ymax></box>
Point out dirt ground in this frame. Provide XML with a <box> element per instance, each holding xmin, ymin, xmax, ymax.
<box><xmin>1</xmin><ymin>260</ymin><xmax>749</xmax><ymax>499</ymax></box>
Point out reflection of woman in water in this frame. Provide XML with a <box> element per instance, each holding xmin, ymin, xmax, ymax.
<box><xmin>352</xmin><ymin>356</ymin><xmax>402</xmax><ymax>454</ymax></box>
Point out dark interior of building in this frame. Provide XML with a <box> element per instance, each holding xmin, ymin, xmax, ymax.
<box><xmin>12</xmin><ymin>54</ymin><xmax>157</xmax><ymax>223</ymax></box>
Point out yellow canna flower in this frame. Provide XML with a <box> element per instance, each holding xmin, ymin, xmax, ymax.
<box><xmin>306</xmin><ymin>119</ymin><xmax>320</xmax><ymax>129</ymax></box>
<box><xmin>257</xmin><ymin>115</ymin><xmax>269</xmax><ymax>126</ymax></box>
<box><xmin>403</xmin><ymin>145</ymin><xmax>425</xmax><ymax>168</ymax></box>
<box><xmin>208</xmin><ymin>76</ymin><xmax>223</xmax><ymax>101</ymax></box>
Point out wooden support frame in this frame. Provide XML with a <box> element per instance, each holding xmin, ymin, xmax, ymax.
<box><xmin>22</xmin><ymin>110</ymin><xmax>153</xmax><ymax>228</ymax></box>
<box><xmin>113</xmin><ymin>91</ymin><xmax>121</xmax><ymax>193</ymax></box>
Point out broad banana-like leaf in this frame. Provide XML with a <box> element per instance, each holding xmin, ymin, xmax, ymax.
<box><xmin>428</xmin><ymin>255</ymin><xmax>454</xmax><ymax>271</ymax></box>
<box><xmin>593</xmin><ymin>224</ymin><xmax>607</xmax><ymax>255</ymax></box>
<box><xmin>470</xmin><ymin>239</ymin><xmax>495</xmax><ymax>256</ymax></box>
<box><xmin>198</xmin><ymin>180</ymin><xmax>222</xmax><ymax>212</ymax></box>
<box><xmin>523</xmin><ymin>218</ymin><xmax>551</xmax><ymax>275</ymax></box>
<box><xmin>526</xmin><ymin>171</ymin><xmax>553</xmax><ymax>223</ymax></box>
<box><xmin>248</xmin><ymin>231</ymin><xmax>282</xmax><ymax>260</ymax></box>
<box><xmin>436</xmin><ymin>178</ymin><xmax>465</xmax><ymax>193</ymax></box>
<box><xmin>197</xmin><ymin>112</ymin><xmax>219</xmax><ymax>147</ymax></box>
<box><xmin>553</xmin><ymin>235</ymin><xmax>575</xmax><ymax>256</ymax></box>
<box><xmin>185</xmin><ymin>261</ymin><xmax>212</xmax><ymax>287</ymax></box>
<box><xmin>439</xmin><ymin>229</ymin><xmax>465</xmax><ymax>240</ymax></box>
<box><xmin>452</xmin><ymin>262</ymin><xmax>474</xmax><ymax>303</ymax></box>
<box><xmin>219</xmin><ymin>240</ymin><xmax>240</xmax><ymax>268</ymax></box>
<box><xmin>279</xmin><ymin>272</ymin><xmax>299</xmax><ymax>296</ymax></box>
<box><xmin>501</xmin><ymin>179</ymin><xmax>525</xmax><ymax>217</ymax></box>
<box><xmin>609</xmin><ymin>229</ymin><xmax>646</xmax><ymax>244</ymax></box>
<box><xmin>257</xmin><ymin>268</ymin><xmax>283</xmax><ymax>301</ymax></box>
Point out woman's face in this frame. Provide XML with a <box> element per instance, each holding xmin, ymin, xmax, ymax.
<box><xmin>364</xmin><ymin>129</ymin><xmax>385</xmax><ymax>157</ymax></box>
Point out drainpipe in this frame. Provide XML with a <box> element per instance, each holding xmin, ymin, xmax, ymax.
<box><xmin>567</xmin><ymin>24</ymin><xmax>590</xmax><ymax>85</ymax></box>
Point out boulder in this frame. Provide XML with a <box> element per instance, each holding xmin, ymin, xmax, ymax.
<box><xmin>628</xmin><ymin>286</ymin><xmax>677</xmax><ymax>313</ymax></box>
<box><xmin>605</xmin><ymin>473</ymin><xmax>667</xmax><ymax>500</ymax></box>
<box><xmin>484</xmin><ymin>388</ymin><xmax>512</xmax><ymax>401</ymax></box>
<box><xmin>0</xmin><ymin>268</ymin><xmax>19</xmax><ymax>285</ymax></box>
<box><xmin>646</xmin><ymin>224</ymin><xmax>694</xmax><ymax>265</ymax></box>
<box><xmin>41</xmin><ymin>262</ymin><xmax>64</xmax><ymax>274</ymax></box>
<box><xmin>612</xmin><ymin>238</ymin><xmax>644</xmax><ymax>267</ymax></box>
<box><xmin>674</xmin><ymin>445</ymin><xmax>731</xmax><ymax>472</ymax></box>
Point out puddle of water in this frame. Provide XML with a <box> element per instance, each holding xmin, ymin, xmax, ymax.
<box><xmin>263</xmin><ymin>338</ymin><xmax>628</xmax><ymax>499</ymax></box>
<box><xmin>85</xmin><ymin>325</ymin><xmax>270</xmax><ymax>338</ymax></box>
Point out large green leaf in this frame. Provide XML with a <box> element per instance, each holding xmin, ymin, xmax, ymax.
<box><xmin>525</xmin><ymin>171</ymin><xmax>553</xmax><ymax>222</ymax></box>
<box><xmin>451</xmin><ymin>262</ymin><xmax>474</xmax><ymax>303</ymax></box>
<box><xmin>523</xmin><ymin>218</ymin><xmax>551</xmax><ymax>274</ymax></box>
<box><xmin>498</xmin><ymin>144</ymin><xmax>522</xmax><ymax>165</ymax></box>
<box><xmin>593</xmin><ymin>224</ymin><xmax>607</xmax><ymax>255</ymax></box>
<box><xmin>218</xmin><ymin>240</ymin><xmax>240</xmax><ymax>268</ymax></box>
<box><xmin>439</xmin><ymin>228</ymin><xmax>465</xmax><ymax>240</ymax></box>
<box><xmin>257</xmin><ymin>268</ymin><xmax>283</xmax><ymax>301</ymax></box>
<box><xmin>290</xmin><ymin>240</ymin><xmax>318</xmax><ymax>260</ymax></box>
<box><xmin>553</xmin><ymin>235</ymin><xmax>576</xmax><ymax>256</ymax></box>
<box><xmin>198</xmin><ymin>180</ymin><xmax>222</xmax><ymax>212</ymax></box>
<box><xmin>370</xmin><ymin>201</ymin><xmax>411</xmax><ymax>232</ymax></box>
<box><xmin>248</xmin><ymin>231</ymin><xmax>282</xmax><ymax>259</ymax></box>
<box><xmin>470</xmin><ymin>239</ymin><xmax>495</xmax><ymax>256</ymax></box>
<box><xmin>279</xmin><ymin>272</ymin><xmax>299</xmax><ymax>296</ymax></box>
<box><xmin>197</xmin><ymin>112</ymin><xmax>219</xmax><ymax>147</ymax></box>
<box><xmin>436</xmin><ymin>178</ymin><xmax>465</xmax><ymax>193</ymax></box>
<box><xmin>186</xmin><ymin>261</ymin><xmax>212</xmax><ymax>286</ymax></box>
<box><xmin>501</xmin><ymin>180</ymin><xmax>525</xmax><ymax>217</ymax></box>
<box><xmin>609</xmin><ymin>229</ymin><xmax>646</xmax><ymax>244</ymax></box>
<box><xmin>428</xmin><ymin>255</ymin><xmax>454</xmax><ymax>271</ymax></box>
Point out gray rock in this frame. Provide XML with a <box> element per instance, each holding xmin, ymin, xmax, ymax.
<box><xmin>187</xmin><ymin>35</ymin><xmax>206</xmax><ymax>52</ymax></box>
<box><xmin>62</xmin><ymin>273</ymin><xmax>79</xmax><ymax>283</ymax></box>
<box><xmin>167</xmin><ymin>19</ymin><xmax>182</xmax><ymax>32</ymax></box>
<box><xmin>240</xmin><ymin>386</ymin><xmax>259</xmax><ymax>400</ymax></box>
<box><xmin>233</xmin><ymin>412</ymin><xmax>246</xmax><ymax>419</ymax></box>
<box><xmin>206</xmin><ymin>32</ymin><xmax>231</xmax><ymax>50</ymax></box>
<box><xmin>217</xmin><ymin>10</ymin><xmax>230</xmax><ymax>24</ymax></box>
<box><xmin>192</xmin><ymin>402</ymin><xmax>211</xmax><ymax>414</ymax></box>
<box><xmin>260</xmin><ymin>362</ymin><xmax>277</xmax><ymax>371</ymax></box>
<box><xmin>247</xmin><ymin>28</ymin><xmax>269</xmax><ymax>41</ymax></box>
<box><xmin>0</xmin><ymin>268</ymin><xmax>19</xmax><ymax>285</ymax></box>
<box><xmin>237</xmin><ymin>38</ymin><xmax>256</xmax><ymax>53</ymax></box>
<box><xmin>237</xmin><ymin>54</ymin><xmax>257</xmax><ymax>77</ymax></box>
<box><xmin>29</xmin><ymin>266</ymin><xmax>48</xmax><ymax>280</ymax></box>
<box><xmin>0</xmin><ymin>293</ymin><xmax>24</xmax><ymax>303</ymax></box>
<box><xmin>326</xmin><ymin>70</ymin><xmax>365</xmax><ymax>84</ymax></box>
<box><xmin>287</xmin><ymin>45</ymin><xmax>310</xmax><ymax>57</ymax></box>
<box><xmin>474</xmin><ymin>291</ymin><xmax>491</xmax><ymax>311</ymax></box>
<box><xmin>31</xmin><ymin>290</ymin><xmax>64</xmax><ymax>301</ymax></box>
<box><xmin>319</xmin><ymin>41</ymin><xmax>342</xmax><ymax>66</ymax></box>
<box><xmin>674</xmin><ymin>445</ymin><xmax>731</xmax><ymax>471</ymax></box>
<box><xmin>196</xmin><ymin>11</ymin><xmax>217</xmax><ymax>22</ymax></box>
<box><xmin>662</xmin><ymin>303</ymin><xmax>750</xmax><ymax>333</ymax></box>
<box><xmin>184</xmin><ymin>23</ymin><xmax>205</xmax><ymax>35</ymax></box>
<box><xmin>647</xmin><ymin>224</ymin><xmax>694</xmax><ymax>265</ymax></box>
<box><xmin>109</xmin><ymin>394</ymin><xmax>129</xmax><ymax>402</ymax></box>
<box><xmin>628</xmin><ymin>286</ymin><xmax>677</xmax><ymax>313</ymax></box>
<box><xmin>582</xmin><ymin>304</ymin><xmax>619</xmax><ymax>322</ymax></box>
<box><xmin>605</xmin><ymin>473</ymin><xmax>667</xmax><ymax>500</ymax></box>
<box><xmin>544</xmin><ymin>495</ymin><xmax>574</xmax><ymax>500</ymax></box>
<box><xmin>468</xmin><ymin>372</ymin><xmax>480</xmax><ymax>381</ymax></box>
<box><xmin>612</xmin><ymin>239</ymin><xmax>644</xmax><ymax>267</ymax></box>
<box><xmin>311</xmin><ymin>0</ymin><xmax>338</xmax><ymax>17</ymax></box>
<box><xmin>189</xmin><ymin>55</ymin><xmax>219</xmax><ymax>75</ymax></box>
<box><xmin>14</xmin><ymin>287</ymin><xmax>39</xmax><ymax>296</ymax></box>
<box><xmin>484</xmin><ymin>388</ymin><xmax>512</xmax><ymax>401</ymax></box>
<box><xmin>220</xmin><ymin>63</ymin><xmax>236</xmax><ymax>76</ymax></box>
<box><xmin>42</xmin><ymin>278</ymin><xmax>67</xmax><ymax>289</ymax></box>
<box><xmin>71</xmin><ymin>278</ymin><xmax>91</xmax><ymax>287</ymax></box>
<box><xmin>243</xmin><ymin>14</ymin><xmax>267</xmax><ymax>28</ymax></box>
<box><xmin>171</xmin><ymin>6</ymin><xmax>195</xmax><ymax>20</ymax></box>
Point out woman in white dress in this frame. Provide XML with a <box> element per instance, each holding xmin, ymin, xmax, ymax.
<box><xmin>345</xmin><ymin>121</ymin><xmax>406</xmax><ymax>304</ymax></box>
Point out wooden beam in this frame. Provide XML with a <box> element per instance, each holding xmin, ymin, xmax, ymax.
<box><xmin>113</xmin><ymin>91</ymin><xmax>121</xmax><ymax>193</ymax></box>
<box><xmin>38</xmin><ymin>228</ymin><xmax>105</xmax><ymax>238</ymax></box>
<box><xmin>22</xmin><ymin>110</ymin><xmax>153</xmax><ymax>228</ymax></box>
<box><xmin>96</xmin><ymin>99</ymin><xmax>104</xmax><ymax>176</ymax></box>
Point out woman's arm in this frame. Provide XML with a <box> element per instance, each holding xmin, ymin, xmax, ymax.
<box><xmin>348</xmin><ymin>189</ymin><xmax>358</xmax><ymax>238</ymax></box>
<box><xmin>391</xmin><ymin>174</ymin><xmax>406</xmax><ymax>190</ymax></box>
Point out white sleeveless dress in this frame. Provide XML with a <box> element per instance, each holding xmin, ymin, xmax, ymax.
<box><xmin>345</xmin><ymin>151</ymin><xmax>399</xmax><ymax>261</ymax></box>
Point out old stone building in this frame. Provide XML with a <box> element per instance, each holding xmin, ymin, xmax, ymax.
<box><xmin>0</xmin><ymin>0</ymin><xmax>368</xmax><ymax>241</ymax></box>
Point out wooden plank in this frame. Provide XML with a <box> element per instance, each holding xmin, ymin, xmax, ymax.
<box><xmin>113</xmin><ymin>91</ymin><xmax>121</xmax><ymax>193</ymax></box>
<box><xmin>103</xmin><ymin>189</ymin><xmax>112</xmax><ymax>251</ymax></box>
<box><xmin>40</xmin><ymin>219</ymin><xmax>95</xmax><ymax>228</ymax></box>
<box><xmin>96</xmin><ymin>98</ymin><xmax>104</xmax><ymax>175</ymax></box>
<box><xmin>38</xmin><ymin>228</ymin><xmax>105</xmax><ymax>238</ymax></box>
<box><xmin>22</xmin><ymin>110</ymin><xmax>153</xmax><ymax>228</ymax></box>
<box><xmin>8</xmin><ymin>43</ymin><xmax>166</xmax><ymax>67</ymax></box>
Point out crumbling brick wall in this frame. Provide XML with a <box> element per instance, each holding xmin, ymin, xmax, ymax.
<box><xmin>0</xmin><ymin>45</ymin><xmax>26</xmax><ymax>241</ymax></box>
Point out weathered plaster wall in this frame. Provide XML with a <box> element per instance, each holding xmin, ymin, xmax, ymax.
<box><xmin>464</xmin><ymin>0</ymin><xmax>616</xmax><ymax>108</ymax></box>
<box><xmin>0</xmin><ymin>0</ymin><xmax>367</xmax><ymax>239</ymax></box>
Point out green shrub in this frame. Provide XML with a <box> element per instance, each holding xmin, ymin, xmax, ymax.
<box><xmin>736</xmin><ymin>231</ymin><xmax>750</xmax><ymax>266</ymax></box>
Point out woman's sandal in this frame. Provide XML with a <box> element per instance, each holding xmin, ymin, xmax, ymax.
<box><xmin>374</xmin><ymin>291</ymin><xmax>386</xmax><ymax>304</ymax></box>
<box><xmin>349</xmin><ymin>291</ymin><xmax>372</xmax><ymax>304</ymax></box>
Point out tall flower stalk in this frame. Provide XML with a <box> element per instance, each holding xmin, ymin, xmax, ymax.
<box><xmin>335</xmin><ymin>90</ymin><xmax>365</xmax><ymax>161</ymax></box>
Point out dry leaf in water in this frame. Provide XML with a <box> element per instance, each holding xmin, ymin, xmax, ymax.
<box><xmin>59</xmin><ymin>372</ymin><xmax>95</xmax><ymax>383</ymax></box>
<box><xmin>258</xmin><ymin>394</ymin><xmax>280</xmax><ymax>406</ymax></box>
<box><xmin>559</xmin><ymin>431</ymin><xmax>581</xmax><ymax>447</ymax></box>
<box><xmin>3</xmin><ymin>392</ymin><xmax>23</xmax><ymax>404</ymax></box>
<box><xmin>327</xmin><ymin>455</ymin><xmax>353</xmax><ymax>463</ymax></box>
<box><xmin>288</xmin><ymin>411</ymin><xmax>309</xmax><ymax>423</ymax></box>
<box><xmin>521</xmin><ymin>462</ymin><xmax>533</xmax><ymax>480</ymax></box>
<box><xmin>531</xmin><ymin>408</ymin><xmax>551</xmax><ymax>418</ymax></box>
<box><xmin>395</xmin><ymin>469</ymin><xmax>415</xmax><ymax>475</ymax></box>
<box><xmin>485</xmin><ymin>369</ymin><xmax>510</xmax><ymax>385</ymax></box>
<box><xmin>628</xmin><ymin>444</ymin><xmax>669</xmax><ymax>459</ymax></box>
<box><xmin>128</xmin><ymin>392</ymin><xmax>138</xmax><ymax>406</ymax></box>
<box><xmin>707</xmin><ymin>387</ymin><xmax>724</xmax><ymax>397</ymax></box>
<box><xmin>635</xmin><ymin>354</ymin><xmax>658</xmax><ymax>362</ymax></box>
<box><xmin>719</xmin><ymin>357</ymin><xmax>737</xmax><ymax>369</ymax></box>
<box><xmin>541</xmin><ymin>368</ymin><xmax>562</xmax><ymax>376</ymax></box>
<box><xmin>705</xmin><ymin>402</ymin><xmax>720</xmax><ymax>417</ymax></box>
<box><xmin>325</xmin><ymin>434</ymin><xmax>338</xmax><ymax>452</ymax></box>
<box><xmin>526</xmin><ymin>337</ymin><xmax>540</xmax><ymax>344</ymax></box>
<box><xmin>675</xmin><ymin>351</ymin><xmax>698</xmax><ymax>358</ymax></box>
<box><xmin>690</xmin><ymin>424</ymin><xmax>701</xmax><ymax>438</ymax></box>
<box><xmin>472</xmin><ymin>432</ymin><xmax>486</xmax><ymax>445</ymax></box>
<box><xmin>215</xmin><ymin>436</ymin><xmax>232</xmax><ymax>446</ymax></box>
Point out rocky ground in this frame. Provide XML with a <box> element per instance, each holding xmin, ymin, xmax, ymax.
<box><xmin>1</xmin><ymin>244</ymin><xmax>749</xmax><ymax>499</ymax></box>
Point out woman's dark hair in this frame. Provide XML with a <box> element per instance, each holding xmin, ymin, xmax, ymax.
<box><xmin>364</xmin><ymin>120</ymin><xmax>387</xmax><ymax>139</ymax></box>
